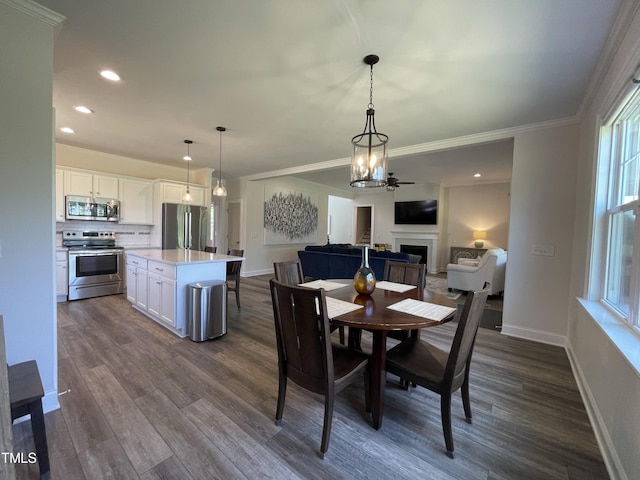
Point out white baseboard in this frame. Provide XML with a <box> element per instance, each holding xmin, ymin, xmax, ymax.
<box><xmin>43</xmin><ymin>390</ymin><xmax>60</xmax><ymax>414</ymax></box>
<box><xmin>500</xmin><ymin>324</ymin><xmax>567</xmax><ymax>347</ymax></box>
<box><xmin>243</xmin><ymin>268</ymin><xmax>273</xmax><ymax>277</ymax></box>
<box><xmin>502</xmin><ymin>325</ymin><xmax>625</xmax><ymax>479</ymax></box>
<box><xmin>565</xmin><ymin>344</ymin><xmax>627</xmax><ymax>480</ymax></box>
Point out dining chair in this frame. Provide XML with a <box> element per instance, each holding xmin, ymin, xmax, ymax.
<box><xmin>226</xmin><ymin>249</ymin><xmax>244</xmax><ymax>309</ymax></box>
<box><xmin>384</xmin><ymin>260</ymin><xmax>426</xmax><ymax>288</ymax></box>
<box><xmin>269</xmin><ymin>279</ymin><xmax>370</xmax><ymax>458</ymax></box>
<box><xmin>273</xmin><ymin>259</ymin><xmax>304</xmax><ymax>286</ymax></box>
<box><xmin>385</xmin><ymin>284</ymin><xmax>490</xmax><ymax>458</ymax></box>
<box><xmin>273</xmin><ymin>260</ymin><xmax>345</xmax><ymax>345</ymax></box>
<box><xmin>349</xmin><ymin>261</ymin><xmax>426</xmax><ymax>349</ymax></box>
<box><xmin>204</xmin><ymin>245</ymin><xmax>217</xmax><ymax>253</ymax></box>
<box><xmin>384</xmin><ymin>261</ymin><xmax>426</xmax><ymax>342</ymax></box>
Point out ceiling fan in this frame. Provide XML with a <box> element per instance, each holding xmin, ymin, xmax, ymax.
<box><xmin>386</xmin><ymin>173</ymin><xmax>415</xmax><ymax>191</ymax></box>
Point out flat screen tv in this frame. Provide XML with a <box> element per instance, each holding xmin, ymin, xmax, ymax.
<box><xmin>394</xmin><ymin>200</ymin><xmax>438</xmax><ymax>225</ymax></box>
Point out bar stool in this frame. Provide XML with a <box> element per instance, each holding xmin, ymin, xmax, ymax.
<box><xmin>8</xmin><ymin>360</ymin><xmax>50</xmax><ymax>479</ymax></box>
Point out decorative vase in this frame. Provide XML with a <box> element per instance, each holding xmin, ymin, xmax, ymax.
<box><xmin>353</xmin><ymin>246</ymin><xmax>376</xmax><ymax>295</ymax></box>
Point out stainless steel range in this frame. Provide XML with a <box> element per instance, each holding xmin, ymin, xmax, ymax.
<box><xmin>63</xmin><ymin>230</ymin><xmax>124</xmax><ymax>301</ymax></box>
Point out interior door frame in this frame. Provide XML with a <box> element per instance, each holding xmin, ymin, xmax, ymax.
<box><xmin>226</xmin><ymin>200</ymin><xmax>242</xmax><ymax>253</ymax></box>
<box><xmin>354</xmin><ymin>204</ymin><xmax>374</xmax><ymax>247</ymax></box>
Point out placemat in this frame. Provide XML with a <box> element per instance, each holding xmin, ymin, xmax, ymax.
<box><xmin>387</xmin><ymin>298</ymin><xmax>456</xmax><ymax>321</ymax></box>
<box><xmin>375</xmin><ymin>281</ymin><xmax>416</xmax><ymax>293</ymax></box>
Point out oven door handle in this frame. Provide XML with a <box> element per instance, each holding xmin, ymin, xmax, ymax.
<box><xmin>70</xmin><ymin>252</ymin><xmax>122</xmax><ymax>257</ymax></box>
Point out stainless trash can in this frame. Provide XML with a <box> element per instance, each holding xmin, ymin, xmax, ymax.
<box><xmin>187</xmin><ymin>280</ymin><xmax>227</xmax><ymax>342</ymax></box>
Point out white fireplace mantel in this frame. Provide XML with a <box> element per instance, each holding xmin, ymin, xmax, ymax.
<box><xmin>391</xmin><ymin>230</ymin><xmax>439</xmax><ymax>274</ymax></box>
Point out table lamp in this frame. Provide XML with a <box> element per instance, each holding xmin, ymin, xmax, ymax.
<box><xmin>473</xmin><ymin>230</ymin><xmax>487</xmax><ymax>248</ymax></box>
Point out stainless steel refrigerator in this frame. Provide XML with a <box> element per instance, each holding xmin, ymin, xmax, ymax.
<box><xmin>162</xmin><ymin>203</ymin><xmax>208</xmax><ymax>251</ymax></box>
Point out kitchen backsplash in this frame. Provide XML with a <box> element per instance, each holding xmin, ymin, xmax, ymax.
<box><xmin>56</xmin><ymin>221</ymin><xmax>154</xmax><ymax>247</ymax></box>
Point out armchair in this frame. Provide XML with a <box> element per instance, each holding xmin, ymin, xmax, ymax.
<box><xmin>446</xmin><ymin>248</ymin><xmax>506</xmax><ymax>295</ymax></box>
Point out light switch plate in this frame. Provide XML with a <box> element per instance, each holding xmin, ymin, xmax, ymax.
<box><xmin>532</xmin><ymin>244</ymin><xmax>554</xmax><ymax>256</ymax></box>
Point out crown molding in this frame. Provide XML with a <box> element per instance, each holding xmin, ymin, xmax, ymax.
<box><xmin>0</xmin><ymin>0</ymin><xmax>65</xmax><ymax>26</ymax></box>
<box><xmin>578</xmin><ymin>0</ymin><xmax>640</xmax><ymax>119</ymax></box>
<box><xmin>242</xmin><ymin>115</ymin><xmax>579</xmax><ymax>182</ymax></box>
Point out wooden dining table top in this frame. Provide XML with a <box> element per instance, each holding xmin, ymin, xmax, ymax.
<box><xmin>326</xmin><ymin>281</ymin><xmax>457</xmax><ymax>330</ymax></box>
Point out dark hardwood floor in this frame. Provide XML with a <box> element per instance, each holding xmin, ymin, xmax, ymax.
<box><xmin>13</xmin><ymin>275</ymin><xmax>608</xmax><ymax>479</ymax></box>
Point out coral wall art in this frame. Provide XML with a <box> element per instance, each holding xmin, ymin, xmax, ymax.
<box><xmin>264</xmin><ymin>187</ymin><xmax>318</xmax><ymax>245</ymax></box>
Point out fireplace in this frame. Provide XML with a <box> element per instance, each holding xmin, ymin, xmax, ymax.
<box><xmin>391</xmin><ymin>231</ymin><xmax>439</xmax><ymax>274</ymax></box>
<box><xmin>400</xmin><ymin>244</ymin><xmax>428</xmax><ymax>267</ymax></box>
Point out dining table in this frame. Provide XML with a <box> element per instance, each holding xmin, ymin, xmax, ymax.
<box><xmin>322</xmin><ymin>279</ymin><xmax>457</xmax><ymax>430</ymax></box>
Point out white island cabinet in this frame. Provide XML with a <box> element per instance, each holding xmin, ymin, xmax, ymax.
<box><xmin>125</xmin><ymin>249</ymin><xmax>243</xmax><ymax>337</ymax></box>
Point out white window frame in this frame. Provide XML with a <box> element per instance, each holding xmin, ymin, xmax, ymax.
<box><xmin>595</xmin><ymin>88</ymin><xmax>640</xmax><ymax>330</ymax></box>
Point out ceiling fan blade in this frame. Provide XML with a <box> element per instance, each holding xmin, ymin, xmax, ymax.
<box><xmin>397</xmin><ymin>181</ymin><xmax>415</xmax><ymax>185</ymax></box>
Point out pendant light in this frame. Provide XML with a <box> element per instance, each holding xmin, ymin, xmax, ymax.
<box><xmin>212</xmin><ymin>126</ymin><xmax>227</xmax><ymax>197</ymax></box>
<box><xmin>350</xmin><ymin>54</ymin><xmax>388</xmax><ymax>188</ymax></box>
<box><xmin>183</xmin><ymin>139</ymin><xmax>193</xmax><ymax>202</ymax></box>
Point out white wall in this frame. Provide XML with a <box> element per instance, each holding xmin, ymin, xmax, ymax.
<box><xmin>502</xmin><ymin>123</ymin><xmax>579</xmax><ymax>344</ymax></box>
<box><xmin>242</xmin><ymin>176</ymin><xmax>342</xmax><ymax>275</ymax></box>
<box><xmin>445</xmin><ymin>182</ymin><xmax>511</xmax><ymax>251</ymax></box>
<box><xmin>0</xmin><ymin>1</ymin><xmax>63</xmax><ymax>412</ymax></box>
<box><xmin>360</xmin><ymin>184</ymin><xmax>442</xmax><ymax>247</ymax></box>
<box><xmin>567</xmin><ymin>2</ymin><xmax>640</xmax><ymax>478</ymax></box>
<box><xmin>327</xmin><ymin>195</ymin><xmax>354</xmax><ymax>244</ymax></box>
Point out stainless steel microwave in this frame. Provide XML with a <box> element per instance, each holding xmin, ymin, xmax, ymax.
<box><xmin>65</xmin><ymin>195</ymin><xmax>120</xmax><ymax>222</ymax></box>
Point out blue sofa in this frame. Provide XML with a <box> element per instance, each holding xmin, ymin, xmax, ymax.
<box><xmin>297</xmin><ymin>244</ymin><xmax>412</xmax><ymax>280</ymax></box>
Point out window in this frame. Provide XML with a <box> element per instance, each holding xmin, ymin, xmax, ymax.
<box><xmin>598</xmin><ymin>88</ymin><xmax>640</xmax><ymax>327</ymax></box>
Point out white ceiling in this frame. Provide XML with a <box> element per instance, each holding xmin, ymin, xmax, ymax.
<box><xmin>38</xmin><ymin>0</ymin><xmax>622</xmax><ymax>191</ymax></box>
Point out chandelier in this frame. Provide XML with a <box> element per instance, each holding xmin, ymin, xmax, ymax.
<box><xmin>350</xmin><ymin>54</ymin><xmax>388</xmax><ymax>188</ymax></box>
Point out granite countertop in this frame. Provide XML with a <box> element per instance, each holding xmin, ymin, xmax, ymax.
<box><xmin>126</xmin><ymin>248</ymin><xmax>244</xmax><ymax>266</ymax></box>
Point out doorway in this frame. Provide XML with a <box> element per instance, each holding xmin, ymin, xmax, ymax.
<box><xmin>227</xmin><ymin>201</ymin><xmax>241</xmax><ymax>253</ymax></box>
<box><xmin>355</xmin><ymin>205</ymin><xmax>373</xmax><ymax>246</ymax></box>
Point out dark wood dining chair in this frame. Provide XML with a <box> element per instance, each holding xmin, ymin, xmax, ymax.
<box><xmin>349</xmin><ymin>261</ymin><xmax>426</xmax><ymax>348</ymax></box>
<box><xmin>384</xmin><ymin>260</ymin><xmax>426</xmax><ymax>288</ymax></box>
<box><xmin>269</xmin><ymin>279</ymin><xmax>370</xmax><ymax>458</ymax></box>
<box><xmin>273</xmin><ymin>259</ymin><xmax>304</xmax><ymax>286</ymax></box>
<box><xmin>385</xmin><ymin>261</ymin><xmax>426</xmax><ymax>342</ymax></box>
<box><xmin>273</xmin><ymin>260</ymin><xmax>345</xmax><ymax>345</ymax></box>
<box><xmin>385</xmin><ymin>285</ymin><xmax>490</xmax><ymax>458</ymax></box>
<box><xmin>204</xmin><ymin>245</ymin><xmax>217</xmax><ymax>253</ymax></box>
<box><xmin>226</xmin><ymin>249</ymin><xmax>244</xmax><ymax>309</ymax></box>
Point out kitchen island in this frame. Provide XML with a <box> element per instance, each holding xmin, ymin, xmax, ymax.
<box><xmin>125</xmin><ymin>249</ymin><xmax>243</xmax><ymax>337</ymax></box>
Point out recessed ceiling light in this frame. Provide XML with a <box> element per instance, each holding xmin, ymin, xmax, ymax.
<box><xmin>74</xmin><ymin>105</ymin><xmax>93</xmax><ymax>114</ymax></box>
<box><xmin>474</xmin><ymin>173</ymin><xmax>482</xmax><ymax>178</ymax></box>
<box><xmin>60</xmin><ymin>127</ymin><xmax>75</xmax><ymax>134</ymax></box>
<box><xmin>99</xmin><ymin>69</ymin><xmax>121</xmax><ymax>82</ymax></box>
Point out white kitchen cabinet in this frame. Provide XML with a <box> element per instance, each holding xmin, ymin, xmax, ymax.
<box><xmin>125</xmin><ymin>250</ymin><xmax>233</xmax><ymax>337</ymax></box>
<box><xmin>147</xmin><ymin>271</ymin><xmax>175</xmax><ymax>326</ymax></box>
<box><xmin>126</xmin><ymin>256</ymin><xmax>148</xmax><ymax>309</ymax></box>
<box><xmin>56</xmin><ymin>250</ymin><xmax>68</xmax><ymax>300</ymax></box>
<box><xmin>156</xmin><ymin>181</ymin><xmax>206</xmax><ymax>206</ymax></box>
<box><xmin>55</xmin><ymin>168</ymin><xmax>65</xmax><ymax>222</ymax></box>
<box><xmin>136</xmin><ymin>269</ymin><xmax>148</xmax><ymax>310</ymax></box>
<box><xmin>64</xmin><ymin>170</ymin><xmax>119</xmax><ymax>198</ymax></box>
<box><xmin>119</xmin><ymin>177</ymin><xmax>154</xmax><ymax>224</ymax></box>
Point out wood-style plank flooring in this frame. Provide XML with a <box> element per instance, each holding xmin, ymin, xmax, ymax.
<box><xmin>13</xmin><ymin>275</ymin><xmax>608</xmax><ymax>479</ymax></box>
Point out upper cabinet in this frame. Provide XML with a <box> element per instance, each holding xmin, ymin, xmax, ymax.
<box><xmin>55</xmin><ymin>167</ymin><xmax>207</xmax><ymax>226</ymax></box>
<box><xmin>119</xmin><ymin>177</ymin><xmax>153</xmax><ymax>225</ymax></box>
<box><xmin>64</xmin><ymin>170</ymin><xmax>119</xmax><ymax>198</ymax></box>
<box><xmin>156</xmin><ymin>181</ymin><xmax>207</xmax><ymax>206</ymax></box>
